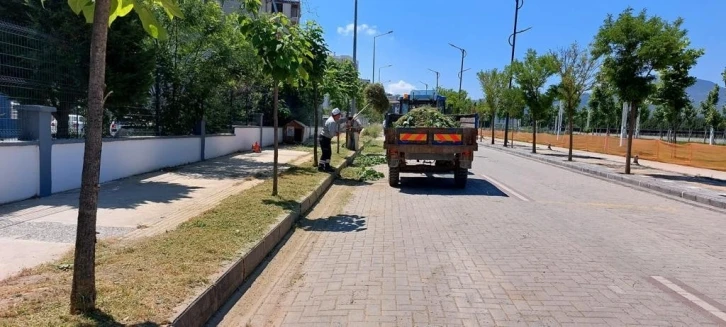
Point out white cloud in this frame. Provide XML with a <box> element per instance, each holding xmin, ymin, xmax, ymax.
<box><xmin>386</xmin><ymin>80</ymin><xmax>415</xmax><ymax>95</ymax></box>
<box><xmin>336</xmin><ymin>23</ymin><xmax>378</xmax><ymax>36</ymax></box>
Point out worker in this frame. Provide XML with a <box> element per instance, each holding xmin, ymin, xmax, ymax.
<box><xmin>319</xmin><ymin>108</ymin><xmax>344</xmax><ymax>172</ymax></box>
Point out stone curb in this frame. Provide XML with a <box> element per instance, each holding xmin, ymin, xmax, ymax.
<box><xmin>170</xmin><ymin>144</ymin><xmax>367</xmax><ymax>327</ymax></box>
<box><xmin>484</xmin><ymin>143</ymin><xmax>726</xmax><ymax>211</ymax></box>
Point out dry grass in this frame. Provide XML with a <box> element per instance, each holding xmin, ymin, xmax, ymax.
<box><xmin>0</xmin><ymin>148</ymin><xmax>354</xmax><ymax>327</ymax></box>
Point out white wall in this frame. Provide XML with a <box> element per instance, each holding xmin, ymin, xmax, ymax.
<box><xmin>2</xmin><ymin>126</ymin><xmax>285</xmax><ymax>204</ymax></box>
<box><xmin>205</xmin><ymin>127</ymin><xmax>282</xmax><ymax>160</ymax></box>
<box><xmin>261</xmin><ymin>127</ymin><xmax>283</xmax><ymax>148</ymax></box>
<box><xmin>0</xmin><ymin>144</ymin><xmax>39</xmax><ymax>204</ymax></box>
<box><xmin>52</xmin><ymin>137</ymin><xmax>201</xmax><ymax>193</ymax></box>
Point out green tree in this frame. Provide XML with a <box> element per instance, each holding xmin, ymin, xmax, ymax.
<box><xmin>650</xmin><ymin>42</ymin><xmax>704</xmax><ymax>143</ymax></box>
<box><xmin>552</xmin><ymin>42</ymin><xmax>599</xmax><ymax>161</ymax></box>
<box><xmin>500</xmin><ymin>85</ymin><xmax>526</xmax><ymax>144</ymax></box>
<box><xmin>592</xmin><ymin>7</ymin><xmax>690</xmax><ymax>173</ymax></box>
<box><xmin>64</xmin><ymin>0</ymin><xmax>184</xmax><ymax>314</ymax></box>
<box><xmin>700</xmin><ymin>85</ymin><xmax>722</xmax><ymax>145</ymax></box>
<box><xmin>476</xmin><ymin>68</ymin><xmax>509</xmax><ymax>144</ymax></box>
<box><xmin>510</xmin><ymin>49</ymin><xmax>559</xmax><ymax>153</ymax></box>
<box><xmin>436</xmin><ymin>87</ymin><xmax>474</xmax><ymax>114</ymax></box>
<box><xmin>323</xmin><ymin>58</ymin><xmax>360</xmax><ymax>112</ymax></box>
<box><xmin>1</xmin><ymin>0</ymin><xmax>155</xmax><ymax>137</ymax></box>
<box><xmin>299</xmin><ymin>21</ymin><xmax>328</xmax><ymax>166</ymax></box>
<box><xmin>588</xmin><ymin>81</ymin><xmax>620</xmax><ymax>136</ymax></box>
<box><xmin>682</xmin><ymin>102</ymin><xmax>697</xmax><ymax>141</ymax></box>
<box><xmin>240</xmin><ymin>9</ymin><xmax>312</xmax><ymax>196</ymax></box>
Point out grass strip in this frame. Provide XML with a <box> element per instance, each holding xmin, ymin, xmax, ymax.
<box><xmin>0</xmin><ymin>147</ymin><xmax>353</xmax><ymax>327</ymax></box>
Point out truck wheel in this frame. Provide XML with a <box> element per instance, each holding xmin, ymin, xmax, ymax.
<box><xmin>454</xmin><ymin>167</ymin><xmax>468</xmax><ymax>188</ymax></box>
<box><xmin>389</xmin><ymin>167</ymin><xmax>400</xmax><ymax>187</ymax></box>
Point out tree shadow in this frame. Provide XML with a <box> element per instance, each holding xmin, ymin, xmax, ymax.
<box><xmin>77</xmin><ymin>308</ymin><xmax>160</xmax><ymax>327</ymax></box>
<box><xmin>397</xmin><ymin>176</ymin><xmax>510</xmax><ymax>197</ymax></box>
<box><xmin>298</xmin><ymin>214</ymin><xmax>367</xmax><ymax>232</ymax></box>
<box><xmin>262</xmin><ymin>198</ymin><xmax>299</xmax><ymax>211</ymax></box>
<box><xmin>171</xmin><ymin>155</ymin><xmax>295</xmax><ymax>180</ymax></box>
<box><xmin>0</xmin><ymin>180</ymin><xmax>201</xmax><ymax>217</ymax></box>
<box><xmin>645</xmin><ymin>173</ymin><xmax>726</xmax><ymax>187</ymax></box>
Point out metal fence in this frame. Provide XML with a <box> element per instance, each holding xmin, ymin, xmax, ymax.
<box><xmin>0</xmin><ymin>20</ymin><xmax>87</xmax><ymax>141</ymax></box>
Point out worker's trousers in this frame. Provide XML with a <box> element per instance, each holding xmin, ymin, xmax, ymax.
<box><xmin>319</xmin><ymin>135</ymin><xmax>332</xmax><ymax>165</ymax></box>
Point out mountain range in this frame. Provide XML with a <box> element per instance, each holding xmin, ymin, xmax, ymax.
<box><xmin>578</xmin><ymin>78</ymin><xmax>726</xmax><ymax>111</ymax></box>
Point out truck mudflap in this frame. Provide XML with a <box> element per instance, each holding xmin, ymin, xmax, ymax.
<box><xmin>459</xmin><ymin>160</ymin><xmax>472</xmax><ymax>169</ymax></box>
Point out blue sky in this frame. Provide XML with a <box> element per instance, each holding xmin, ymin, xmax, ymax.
<box><xmin>300</xmin><ymin>0</ymin><xmax>724</xmax><ymax>99</ymax></box>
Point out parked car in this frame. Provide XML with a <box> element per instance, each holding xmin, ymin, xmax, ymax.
<box><xmin>51</xmin><ymin>114</ymin><xmax>86</xmax><ymax>137</ymax></box>
<box><xmin>109</xmin><ymin>118</ymin><xmax>155</xmax><ymax>137</ymax></box>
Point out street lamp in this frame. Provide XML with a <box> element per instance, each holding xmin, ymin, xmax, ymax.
<box><xmin>449</xmin><ymin>43</ymin><xmax>467</xmax><ymax>101</ymax></box>
<box><xmin>378</xmin><ymin>64</ymin><xmax>392</xmax><ymax>83</ymax></box>
<box><xmin>420</xmin><ymin>81</ymin><xmax>429</xmax><ymax>91</ymax></box>
<box><xmin>503</xmin><ymin>0</ymin><xmax>531</xmax><ymax>147</ymax></box>
<box><xmin>428</xmin><ymin>68</ymin><xmax>440</xmax><ymax>91</ymax></box>
<box><xmin>457</xmin><ymin>68</ymin><xmax>471</xmax><ymax>81</ymax></box>
<box><xmin>348</xmin><ymin>0</ymin><xmax>359</xmax><ymax>150</ymax></box>
<box><xmin>372</xmin><ymin>30</ymin><xmax>393</xmax><ymax>83</ymax></box>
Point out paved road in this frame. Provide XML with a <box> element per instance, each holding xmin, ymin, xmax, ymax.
<box><xmin>211</xmin><ymin>145</ymin><xmax>726</xmax><ymax>326</ymax></box>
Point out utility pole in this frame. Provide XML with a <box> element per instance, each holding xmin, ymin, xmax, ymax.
<box><xmin>372</xmin><ymin>30</ymin><xmax>393</xmax><ymax>83</ymax></box>
<box><xmin>449</xmin><ymin>43</ymin><xmax>466</xmax><ymax>103</ymax></box>
<box><xmin>348</xmin><ymin>0</ymin><xmax>358</xmax><ymax>151</ymax></box>
<box><xmin>503</xmin><ymin>0</ymin><xmax>531</xmax><ymax>147</ymax></box>
<box><xmin>428</xmin><ymin>68</ymin><xmax>440</xmax><ymax>91</ymax></box>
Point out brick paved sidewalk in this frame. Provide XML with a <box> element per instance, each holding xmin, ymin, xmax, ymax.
<box><xmin>486</xmin><ymin>138</ymin><xmax>726</xmax><ymax>210</ymax></box>
<box><xmin>0</xmin><ymin>148</ymin><xmax>308</xmax><ymax>280</ymax></box>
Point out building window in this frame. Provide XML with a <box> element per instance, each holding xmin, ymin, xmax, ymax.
<box><xmin>291</xmin><ymin>3</ymin><xmax>299</xmax><ymax>18</ymax></box>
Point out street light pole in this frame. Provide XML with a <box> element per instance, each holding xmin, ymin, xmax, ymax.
<box><xmin>378</xmin><ymin>64</ymin><xmax>392</xmax><ymax>83</ymax></box>
<box><xmin>420</xmin><ymin>81</ymin><xmax>429</xmax><ymax>91</ymax></box>
<box><xmin>348</xmin><ymin>0</ymin><xmax>358</xmax><ymax>151</ymax></box>
<box><xmin>449</xmin><ymin>43</ymin><xmax>467</xmax><ymax>103</ymax></box>
<box><xmin>372</xmin><ymin>30</ymin><xmax>393</xmax><ymax>83</ymax></box>
<box><xmin>503</xmin><ymin>0</ymin><xmax>531</xmax><ymax>148</ymax></box>
<box><xmin>428</xmin><ymin>68</ymin><xmax>440</xmax><ymax>91</ymax></box>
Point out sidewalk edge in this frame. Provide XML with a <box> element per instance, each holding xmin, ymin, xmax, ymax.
<box><xmin>170</xmin><ymin>144</ymin><xmax>367</xmax><ymax>327</ymax></box>
<box><xmin>485</xmin><ymin>144</ymin><xmax>726</xmax><ymax>211</ymax></box>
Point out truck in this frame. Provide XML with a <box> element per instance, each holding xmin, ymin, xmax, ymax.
<box><xmin>383</xmin><ymin>90</ymin><xmax>479</xmax><ymax>188</ymax></box>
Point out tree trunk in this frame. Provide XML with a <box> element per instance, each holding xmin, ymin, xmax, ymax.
<box><xmin>313</xmin><ymin>84</ymin><xmax>319</xmax><ymax>166</ymax></box>
<box><xmin>532</xmin><ymin>116</ymin><xmax>537</xmax><ymax>154</ymax></box>
<box><xmin>272</xmin><ymin>83</ymin><xmax>279</xmax><ymax>196</ymax></box>
<box><xmin>624</xmin><ymin>101</ymin><xmax>637</xmax><ymax>174</ymax></box>
<box><xmin>70</xmin><ymin>0</ymin><xmax>110</xmax><ymax>314</ymax></box>
<box><xmin>568</xmin><ymin>109</ymin><xmax>574</xmax><ymax>161</ymax></box>
<box><xmin>490</xmin><ymin>113</ymin><xmax>495</xmax><ymax>144</ymax></box>
<box><xmin>688</xmin><ymin>128</ymin><xmax>692</xmax><ymax>142</ymax></box>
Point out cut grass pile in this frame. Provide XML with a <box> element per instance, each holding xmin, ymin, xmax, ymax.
<box><xmin>340</xmin><ymin>140</ymin><xmax>386</xmax><ymax>182</ymax></box>
<box><xmin>0</xmin><ymin>147</ymin><xmax>353</xmax><ymax>327</ymax></box>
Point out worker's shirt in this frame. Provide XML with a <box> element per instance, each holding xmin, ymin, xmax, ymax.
<box><xmin>320</xmin><ymin>116</ymin><xmax>340</xmax><ymax>139</ymax></box>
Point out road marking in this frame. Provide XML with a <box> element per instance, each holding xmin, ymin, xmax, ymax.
<box><xmin>479</xmin><ymin>173</ymin><xmax>530</xmax><ymax>202</ymax></box>
<box><xmin>651</xmin><ymin>276</ymin><xmax>726</xmax><ymax>323</ymax></box>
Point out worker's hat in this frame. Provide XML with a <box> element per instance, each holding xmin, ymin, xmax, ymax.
<box><xmin>331</xmin><ymin>108</ymin><xmax>341</xmax><ymax>116</ymax></box>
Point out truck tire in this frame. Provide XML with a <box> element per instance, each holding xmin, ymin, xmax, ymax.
<box><xmin>454</xmin><ymin>167</ymin><xmax>468</xmax><ymax>188</ymax></box>
<box><xmin>389</xmin><ymin>166</ymin><xmax>400</xmax><ymax>187</ymax></box>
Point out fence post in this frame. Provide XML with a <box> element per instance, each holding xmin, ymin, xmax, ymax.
<box><xmin>17</xmin><ymin>105</ymin><xmax>56</xmax><ymax>197</ymax></box>
<box><xmin>199</xmin><ymin>119</ymin><xmax>206</xmax><ymax>161</ymax></box>
<box><xmin>258</xmin><ymin>113</ymin><xmax>264</xmax><ymax>147</ymax></box>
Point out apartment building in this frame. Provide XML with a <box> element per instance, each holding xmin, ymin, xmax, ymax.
<box><xmin>220</xmin><ymin>0</ymin><xmax>301</xmax><ymax>24</ymax></box>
